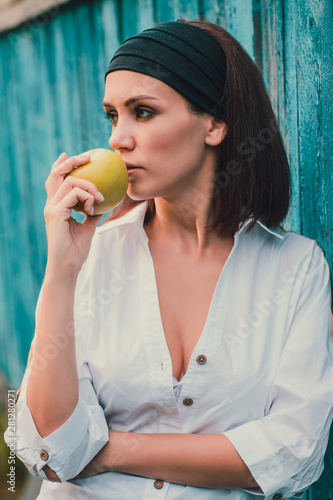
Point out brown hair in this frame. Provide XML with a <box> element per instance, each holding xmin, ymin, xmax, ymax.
<box><xmin>106</xmin><ymin>19</ymin><xmax>291</xmax><ymax>236</ymax></box>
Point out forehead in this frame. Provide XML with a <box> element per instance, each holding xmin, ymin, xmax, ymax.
<box><xmin>104</xmin><ymin>70</ymin><xmax>179</xmax><ymax>103</ymax></box>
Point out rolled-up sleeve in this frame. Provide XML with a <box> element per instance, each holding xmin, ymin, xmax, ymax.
<box><xmin>224</xmin><ymin>243</ymin><xmax>333</xmax><ymax>499</ymax></box>
<box><xmin>4</xmin><ymin>281</ymin><xmax>109</xmax><ymax>483</ymax></box>
<box><xmin>4</xmin><ymin>362</ymin><xmax>109</xmax><ymax>483</ymax></box>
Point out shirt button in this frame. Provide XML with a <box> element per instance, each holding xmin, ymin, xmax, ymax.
<box><xmin>196</xmin><ymin>354</ymin><xmax>207</xmax><ymax>365</ymax></box>
<box><xmin>40</xmin><ymin>450</ymin><xmax>49</xmax><ymax>461</ymax></box>
<box><xmin>273</xmin><ymin>494</ymin><xmax>283</xmax><ymax>500</ymax></box>
<box><xmin>154</xmin><ymin>479</ymin><xmax>164</xmax><ymax>489</ymax></box>
<box><xmin>183</xmin><ymin>398</ymin><xmax>193</xmax><ymax>406</ymax></box>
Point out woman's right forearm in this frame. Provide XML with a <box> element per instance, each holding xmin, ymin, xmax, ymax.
<box><xmin>26</xmin><ymin>151</ymin><xmax>103</xmax><ymax>438</ymax></box>
<box><xmin>26</xmin><ymin>266</ymin><xmax>80</xmax><ymax>438</ymax></box>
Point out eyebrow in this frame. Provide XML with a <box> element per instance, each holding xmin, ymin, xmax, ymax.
<box><xmin>102</xmin><ymin>95</ymin><xmax>158</xmax><ymax>108</ymax></box>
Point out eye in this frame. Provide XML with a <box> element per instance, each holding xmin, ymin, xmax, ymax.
<box><xmin>136</xmin><ymin>107</ymin><xmax>154</xmax><ymax>119</ymax></box>
<box><xmin>103</xmin><ymin>110</ymin><xmax>118</xmax><ymax>124</ymax></box>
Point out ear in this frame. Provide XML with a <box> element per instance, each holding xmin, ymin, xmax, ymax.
<box><xmin>205</xmin><ymin>117</ymin><xmax>228</xmax><ymax>146</ymax></box>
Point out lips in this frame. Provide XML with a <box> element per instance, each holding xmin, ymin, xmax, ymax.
<box><xmin>125</xmin><ymin>163</ymin><xmax>143</xmax><ymax>178</ymax></box>
<box><xmin>126</xmin><ymin>163</ymin><xmax>142</xmax><ymax>175</ymax></box>
<box><xmin>125</xmin><ymin>163</ymin><xmax>142</xmax><ymax>170</ymax></box>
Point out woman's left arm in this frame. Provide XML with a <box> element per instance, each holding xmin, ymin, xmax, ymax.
<box><xmin>75</xmin><ymin>430</ymin><xmax>259</xmax><ymax>489</ymax></box>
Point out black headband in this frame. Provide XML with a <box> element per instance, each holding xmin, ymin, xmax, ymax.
<box><xmin>105</xmin><ymin>21</ymin><xmax>227</xmax><ymax>120</ymax></box>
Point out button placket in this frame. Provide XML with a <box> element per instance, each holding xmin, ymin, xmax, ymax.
<box><xmin>180</xmin><ymin>256</ymin><xmax>235</xmax><ymax>430</ymax></box>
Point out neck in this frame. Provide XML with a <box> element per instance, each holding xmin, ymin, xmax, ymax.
<box><xmin>144</xmin><ymin>150</ymin><xmax>233</xmax><ymax>256</ymax></box>
<box><xmin>145</xmin><ymin>191</ymin><xmax>231</xmax><ymax>258</ymax></box>
<box><xmin>156</xmin><ymin>197</ymin><xmax>209</xmax><ymax>243</ymax></box>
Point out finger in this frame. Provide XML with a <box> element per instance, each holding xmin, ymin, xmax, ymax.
<box><xmin>58</xmin><ymin>187</ymin><xmax>97</xmax><ymax>216</ymax></box>
<box><xmin>51</xmin><ymin>176</ymin><xmax>104</xmax><ymax>208</ymax></box>
<box><xmin>46</xmin><ymin>153</ymin><xmax>91</xmax><ymax>200</ymax></box>
<box><xmin>51</xmin><ymin>152</ymin><xmax>68</xmax><ymax>170</ymax></box>
<box><xmin>53</xmin><ymin>153</ymin><xmax>90</xmax><ymax>177</ymax></box>
<box><xmin>45</xmin><ymin>152</ymin><xmax>68</xmax><ymax>198</ymax></box>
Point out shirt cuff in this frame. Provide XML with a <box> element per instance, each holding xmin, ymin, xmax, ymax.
<box><xmin>16</xmin><ymin>391</ymin><xmax>108</xmax><ymax>482</ymax></box>
<box><xmin>224</xmin><ymin>421</ymin><xmax>291</xmax><ymax>499</ymax></box>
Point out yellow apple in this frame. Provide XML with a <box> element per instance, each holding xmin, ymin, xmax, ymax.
<box><xmin>67</xmin><ymin>148</ymin><xmax>128</xmax><ymax>215</ymax></box>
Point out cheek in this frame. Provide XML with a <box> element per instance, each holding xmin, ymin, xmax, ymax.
<box><xmin>146</xmin><ymin>119</ymin><xmax>205</xmax><ymax>161</ymax></box>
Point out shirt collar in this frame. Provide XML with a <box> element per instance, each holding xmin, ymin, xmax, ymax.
<box><xmin>97</xmin><ymin>201</ymin><xmax>148</xmax><ymax>234</ymax></box>
<box><xmin>98</xmin><ymin>202</ymin><xmax>285</xmax><ymax>240</ymax></box>
<box><xmin>236</xmin><ymin>218</ymin><xmax>285</xmax><ymax>240</ymax></box>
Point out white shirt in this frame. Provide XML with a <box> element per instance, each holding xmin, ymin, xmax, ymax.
<box><xmin>6</xmin><ymin>202</ymin><xmax>333</xmax><ymax>500</ymax></box>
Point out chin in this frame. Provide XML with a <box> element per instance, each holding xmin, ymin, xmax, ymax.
<box><xmin>127</xmin><ymin>186</ymin><xmax>154</xmax><ymax>202</ymax></box>
<box><xmin>127</xmin><ymin>192</ymin><xmax>147</xmax><ymax>202</ymax></box>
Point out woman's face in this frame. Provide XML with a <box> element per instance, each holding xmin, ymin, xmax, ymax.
<box><xmin>103</xmin><ymin>70</ymin><xmax>218</xmax><ymax>202</ymax></box>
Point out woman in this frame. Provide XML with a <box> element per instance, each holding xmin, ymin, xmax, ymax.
<box><xmin>6</xmin><ymin>20</ymin><xmax>333</xmax><ymax>499</ymax></box>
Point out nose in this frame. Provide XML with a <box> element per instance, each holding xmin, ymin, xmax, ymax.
<box><xmin>108</xmin><ymin>119</ymin><xmax>135</xmax><ymax>152</ymax></box>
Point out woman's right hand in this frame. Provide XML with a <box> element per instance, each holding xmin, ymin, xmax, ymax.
<box><xmin>44</xmin><ymin>152</ymin><xmax>104</xmax><ymax>278</ymax></box>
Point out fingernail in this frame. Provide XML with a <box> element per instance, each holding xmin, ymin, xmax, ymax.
<box><xmin>96</xmin><ymin>191</ymin><xmax>105</xmax><ymax>202</ymax></box>
<box><xmin>90</xmin><ymin>206</ymin><xmax>95</xmax><ymax>216</ymax></box>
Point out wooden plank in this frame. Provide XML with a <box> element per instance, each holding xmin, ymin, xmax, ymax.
<box><xmin>16</xmin><ymin>22</ymin><xmax>48</xmax><ymax>293</ymax></box>
<box><xmin>201</xmin><ymin>0</ymin><xmax>220</xmax><ymax>23</ymax></box>
<box><xmin>287</xmin><ymin>1</ymin><xmax>333</xmax><ymax>494</ymax></box>
<box><xmin>0</xmin><ymin>36</ymin><xmax>37</xmax><ymax>386</ymax></box>
<box><xmin>0</xmin><ymin>37</ymin><xmax>22</xmax><ymax>386</ymax></box>
<box><xmin>100</xmin><ymin>0</ymin><xmax>122</xmax><ymax>79</ymax></box>
<box><xmin>281</xmin><ymin>0</ymin><xmax>302</xmax><ymax>233</ymax></box>
<box><xmin>120</xmin><ymin>0</ymin><xmax>140</xmax><ymax>40</ymax></box>
<box><xmin>92</xmin><ymin>2</ymin><xmax>119</xmax><ymax>147</ymax></box>
<box><xmin>292</xmin><ymin>2</ymin><xmax>333</xmax><ymax>497</ymax></box>
<box><xmin>137</xmin><ymin>0</ymin><xmax>155</xmax><ymax>30</ymax></box>
<box><xmin>0</xmin><ymin>0</ymin><xmax>71</xmax><ymax>33</ymax></box>
<box><xmin>293</xmin><ymin>0</ymin><xmax>333</xmax><ymax>274</ymax></box>
<box><xmin>261</xmin><ymin>0</ymin><xmax>301</xmax><ymax>233</ymax></box>
<box><xmin>100</xmin><ymin>0</ymin><xmax>121</xmax><ymax>49</ymax></box>
<box><xmin>4</xmin><ymin>32</ymin><xmax>38</xmax><ymax>337</ymax></box>
<box><xmin>154</xmin><ymin>0</ymin><xmax>179</xmax><ymax>23</ymax></box>
<box><xmin>220</xmin><ymin>0</ymin><xmax>254</xmax><ymax>59</ymax></box>
<box><xmin>73</xmin><ymin>3</ymin><xmax>108</xmax><ymax>152</ymax></box>
<box><xmin>178</xmin><ymin>0</ymin><xmax>199</xmax><ymax>19</ymax></box>
<box><xmin>34</xmin><ymin>25</ymin><xmax>59</xmax><ymax>168</ymax></box>
<box><xmin>42</xmin><ymin>15</ymin><xmax>72</xmax><ymax>154</ymax></box>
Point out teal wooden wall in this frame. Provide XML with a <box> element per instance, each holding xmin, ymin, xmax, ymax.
<box><xmin>0</xmin><ymin>0</ymin><xmax>332</xmax><ymax>497</ymax></box>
